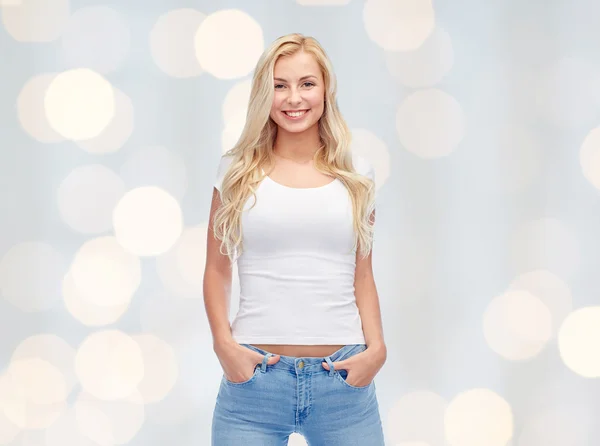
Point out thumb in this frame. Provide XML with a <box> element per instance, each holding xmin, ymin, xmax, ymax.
<box><xmin>322</xmin><ymin>360</ymin><xmax>343</xmax><ymax>371</ymax></box>
<box><xmin>267</xmin><ymin>354</ymin><xmax>280</xmax><ymax>364</ymax></box>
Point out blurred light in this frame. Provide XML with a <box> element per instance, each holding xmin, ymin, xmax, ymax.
<box><xmin>17</xmin><ymin>73</ymin><xmax>64</xmax><ymax>143</ymax></box>
<box><xmin>62</xmin><ymin>270</ymin><xmax>131</xmax><ymax>326</ymax></box>
<box><xmin>150</xmin><ymin>8</ymin><xmax>206</xmax><ymax>78</ymax></box>
<box><xmin>75</xmin><ymin>390</ymin><xmax>145</xmax><ymax>444</ymax></box>
<box><xmin>44</xmin><ymin>68</ymin><xmax>116</xmax><ymax>141</ymax></box>
<box><xmin>396</xmin><ymin>88</ymin><xmax>466</xmax><ymax>159</ymax></box>
<box><xmin>1</xmin><ymin>0</ymin><xmax>69</xmax><ymax>42</ymax></box>
<box><xmin>444</xmin><ymin>388</ymin><xmax>514</xmax><ymax>446</ymax></box>
<box><xmin>363</xmin><ymin>0</ymin><xmax>435</xmax><ymax>51</ymax></box>
<box><xmin>75</xmin><ymin>330</ymin><xmax>145</xmax><ymax>401</ymax></box>
<box><xmin>508</xmin><ymin>269</ymin><xmax>573</xmax><ymax>338</ymax></box>
<box><xmin>69</xmin><ymin>236</ymin><xmax>141</xmax><ymax>308</ymax></box>
<box><xmin>483</xmin><ymin>289</ymin><xmax>552</xmax><ymax>361</ymax></box>
<box><xmin>113</xmin><ymin>186</ymin><xmax>184</xmax><ymax>257</ymax></box>
<box><xmin>387</xmin><ymin>390</ymin><xmax>448</xmax><ymax>445</ymax></box>
<box><xmin>558</xmin><ymin>306</ymin><xmax>600</xmax><ymax>378</ymax></box>
<box><xmin>1</xmin><ymin>359</ymin><xmax>67</xmax><ymax>429</ymax></box>
<box><xmin>580</xmin><ymin>125</ymin><xmax>600</xmax><ymax>191</ymax></box>
<box><xmin>131</xmin><ymin>334</ymin><xmax>178</xmax><ymax>403</ymax></box>
<box><xmin>194</xmin><ymin>9</ymin><xmax>264</xmax><ymax>79</ymax></box>
<box><xmin>350</xmin><ymin>128</ymin><xmax>391</xmax><ymax>191</ymax></box>
<box><xmin>384</xmin><ymin>27</ymin><xmax>454</xmax><ymax>88</ymax></box>
<box><xmin>75</xmin><ymin>87</ymin><xmax>134</xmax><ymax>154</ymax></box>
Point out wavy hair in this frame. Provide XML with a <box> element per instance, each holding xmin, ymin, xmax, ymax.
<box><xmin>213</xmin><ymin>33</ymin><xmax>375</xmax><ymax>264</ymax></box>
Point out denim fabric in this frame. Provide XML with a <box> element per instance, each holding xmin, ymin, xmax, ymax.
<box><xmin>211</xmin><ymin>344</ymin><xmax>385</xmax><ymax>445</ymax></box>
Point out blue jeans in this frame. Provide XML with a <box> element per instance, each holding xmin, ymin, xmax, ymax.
<box><xmin>211</xmin><ymin>343</ymin><xmax>385</xmax><ymax>445</ymax></box>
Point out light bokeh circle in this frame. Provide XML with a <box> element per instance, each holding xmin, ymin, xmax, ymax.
<box><xmin>69</xmin><ymin>236</ymin><xmax>141</xmax><ymax>308</ymax></box>
<box><xmin>74</xmin><ymin>390</ymin><xmax>145</xmax><ymax>445</ymax></box>
<box><xmin>363</xmin><ymin>0</ymin><xmax>435</xmax><ymax>51</ymax></box>
<box><xmin>194</xmin><ymin>9</ymin><xmax>264</xmax><ymax>79</ymax></box>
<box><xmin>131</xmin><ymin>334</ymin><xmax>179</xmax><ymax>403</ymax></box>
<box><xmin>580</xmin><ymin>125</ymin><xmax>600</xmax><ymax>191</ymax></box>
<box><xmin>75</xmin><ymin>87</ymin><xmax>134</xmax><ymax>154</ymax></box>
<box><xmin>62</xmin><ymin>270</ymin><xmax>131</xmax><ymax>326</ymax></box>
<box><xmin>396</xmin><ymin>88</ymin><xmax>466</xmax><ymax>159</ymax></box>
<box><xmin>384</xmin><ymin>26</ymin><xmax>454</xmax><ymax>87</ymax></box>
<box><xmin>75</xmin><ymin>330</ymin><xmax>145</xmax><ymax>401</ymax></box>
<box><xmin>387</xmin><ymin>390</ymin><xmax>448</xmax><ymax>445</ymax></box>
<box><xmin>1</xmin><ymin>0</ymin><xmax>70</xmax><ymax>42</ymax></box>
<box><xmin>44</xmin><ymin>68</ymin><xmax>116</xmax><ymax>141</ymax></box>
<box><xmin>17</xmin><ymin>73</ymin><xmax>64</xmax><ymax>143</ymax></box>
<box><xmin>558</xmin><ymin>306</ymin><xmax>600</xmax><ymax>378</ymax></box>
<box><xmin>483</xmin><ymin>290</ymin><xmax>553</xmax><ymax>361</ymax></box>
<box><xmin>113</xmin><ymin>186</ymin><xmax>184</xmax><ymax>257</ymax></box>
<box><xmin>444</xmin><ymin>388</ymin><xmax>514</xmax><ymax>446</ymax></box>
<box><xmin>150</xmin><ymin>8</ymin><xmax>206</xmax><ymax>78</ymax></box>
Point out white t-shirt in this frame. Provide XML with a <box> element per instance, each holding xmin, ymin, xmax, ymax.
<box><xmin>213</xmin><ymin>153</ymin><xmax>375</xmax><ymax>345</ymax></box>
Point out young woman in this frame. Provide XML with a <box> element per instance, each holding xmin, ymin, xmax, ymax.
<box><xmin>204</xmin><ymin>33</ymin><xmax>387</xmax><ymax>445</ymax></box>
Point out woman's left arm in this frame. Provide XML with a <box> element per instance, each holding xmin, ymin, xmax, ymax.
<box><xmin>354</xmin><ymin>210</ymin><xmax>387</xmax><ymax>362</ymax></box>
<box><xmin>321</xmin><ymin>211</ymin><xmax>387</xmax><ymax>385</ymax></box>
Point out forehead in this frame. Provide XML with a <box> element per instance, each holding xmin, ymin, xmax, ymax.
<box><xmin>273</xmin><ymin>51</ymin><xmax>322</xmax><ymax>80</ymax></box>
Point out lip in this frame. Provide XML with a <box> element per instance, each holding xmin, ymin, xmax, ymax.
<box><xmin>282</xmin><ymin>109</ymin><xmax>310</xmax><ymax>120</ymax></box>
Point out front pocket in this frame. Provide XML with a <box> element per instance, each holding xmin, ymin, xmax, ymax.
<box><xmin>335</xmin><ymin>369</ymin><xmax>371</xmax><ymax>390</ymax></box>
<box><xmin>224</xmin><ymin>364</ymin><xmax>260</xmax><ymax>386</ymax></box>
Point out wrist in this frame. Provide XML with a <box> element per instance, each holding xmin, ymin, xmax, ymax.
<box><xmin>213</xmin><ymin>337</ymin><xmax>237</xmax><ymax>353</ymax></box>
<box><xmin>366</xmin><ymin>341</ymin><xmax>386</xmax><ymax>358</ymax></box>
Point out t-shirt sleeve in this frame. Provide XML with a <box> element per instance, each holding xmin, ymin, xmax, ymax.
<box><xmin>352</xmin><ymin>153</ymin><xmax>377</xmax><ymax>201</ymax></box>
<box><xmin>214</xmin><ymin>155</ymin><xmax>234</xmax><ymax>192</ymax></box>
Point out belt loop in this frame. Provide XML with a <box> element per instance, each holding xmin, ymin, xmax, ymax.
<box><xmin>261</xmin><ymin>352</ymin><xmax>273</xmax><ymax>372</ymax></box>
<box><xmin>324</xmin><ymin>356</ymin><xmax>335</xmax><ymax>376</ymax></box>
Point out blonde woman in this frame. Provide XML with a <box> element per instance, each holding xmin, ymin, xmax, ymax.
<box><xmin>204</xmin><ymin>33</ymin><xmax>386</xmax><ymax>445</ymax></box>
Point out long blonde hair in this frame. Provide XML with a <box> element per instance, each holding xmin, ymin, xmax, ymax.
<box><xmin>213</xmin><ymin>33</ymin><xmax>375</xmax><ymax>264</ymax></box>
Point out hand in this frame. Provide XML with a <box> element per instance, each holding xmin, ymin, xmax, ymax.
<box><xmin>214</xmin><ymin>341</ymin><xmax>280</xmax><ymax>383</ymax></box>
<box><xmin>321</xmin><ymin>344</ymin><xmax>387</xmax><ymax>387</ymax></box>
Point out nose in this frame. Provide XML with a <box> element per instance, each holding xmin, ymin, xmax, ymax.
<box><xmin>287</xmin><ymin>87</ymin><xmax>302</xmax><ymax>105</ymax></box>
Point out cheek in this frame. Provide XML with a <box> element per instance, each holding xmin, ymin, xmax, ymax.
<box><xmin>270</xmin><ymin>97</ymin><xmax>282</xmax><ymax>118</ymax></box>
<box><xmin>308</xmin><ymin>91</ymin><xmax>325</xmax><ymax>109</ymax></box>
<box><xmin>271</xmin><ymin>94</ymin><xmax>286</xmax><ymax>112</ymax></box>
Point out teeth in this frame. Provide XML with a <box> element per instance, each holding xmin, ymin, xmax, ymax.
<box><xmin>285</xmin><ymin>110</ymin><xmax>307</xmax><ymax>117</ymax></box>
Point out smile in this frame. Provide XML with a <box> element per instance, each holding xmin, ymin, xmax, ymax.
<box><xmin>282</xmin><ymin>109</ymin><xmax>310</xmax><ymax>119</ymax></box>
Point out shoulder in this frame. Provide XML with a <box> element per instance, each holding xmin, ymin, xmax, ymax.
<box><xmin>217</xmin><ymin>154</ymin><xmax>235</xmax><ymax>171</ymax></box>
<box><xmin>214</xmin><ymin>154</ymin><xmax>235</xmax><ymax>191</ymax></box>
<box><xmin>351</xmin><ymin>152</ymin><xmax>375</xmax><ymax>181</ymax></box>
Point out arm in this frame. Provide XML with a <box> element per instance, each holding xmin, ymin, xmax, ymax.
<box><xmin>203</xmin><ymin>187</ymin><xmax>236</xmax><ymax>352</ymax></box>
<box><xmin>354</xmin><ymin>210</ymin><xmax>387</xmax><ymax>359</ymax></box>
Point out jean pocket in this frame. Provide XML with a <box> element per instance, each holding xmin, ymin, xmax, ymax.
<box><xmin>223</xmin><ymin>364</ymin><xmax>261</xmax><ymax>386</ymax></box>
<box><xmin>333</xmin><ymin>345</ymin><xmax>371</xmax><ymax>390</ymax></box>
<box><xmin>335</xmin><ymin>368</ymin><xmax>372</xmax><ymax>390</ymax></box>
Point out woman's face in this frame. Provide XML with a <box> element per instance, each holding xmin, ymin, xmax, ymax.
<box><xmin>269</xmin><ymin>51</ymin><xmax>325</xmax><ymax>135</ymax></box>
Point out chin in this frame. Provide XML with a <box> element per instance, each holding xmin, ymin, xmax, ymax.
<box><xmin>281</xmin><ymin>122</ymin><xmax>317</xmax><ymax>133</ymax></box>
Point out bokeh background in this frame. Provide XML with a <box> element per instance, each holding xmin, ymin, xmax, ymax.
<box><xmin>2</xmin><ymin>0</ymin><xmax>600</xmax><ymax>445</ymax></box>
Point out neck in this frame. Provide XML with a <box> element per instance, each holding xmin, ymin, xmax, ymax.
<box><xmin>273</xmin><ymin>126</ymin><xmax>321</xmax><ymax>162</ymax></box>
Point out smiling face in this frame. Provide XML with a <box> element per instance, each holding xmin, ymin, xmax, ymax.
<box><xmin>269</xmin><ymin>50</ymin><xmax>326</xmax><ymax>136</ymax></box>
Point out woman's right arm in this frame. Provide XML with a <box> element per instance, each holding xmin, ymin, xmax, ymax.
<box><xmin>204</xmin><ymin>186</ymin><xmax>279</xmax><ymax>382</ymax></box>
<box><xmin>203</xmin><ymin>187</ymin><xmax>236</xmax><ymax>352</ymax></box>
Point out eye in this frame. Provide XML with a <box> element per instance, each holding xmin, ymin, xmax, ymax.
<box><xmin>303</xmin><ymin>82</ymin><xmax>315</xmax><ymax>87</ymax></box>
<box><xmin>274</xmin><ymin>84</ymin><xmax>285</xmax><ymax>89</ymax></box>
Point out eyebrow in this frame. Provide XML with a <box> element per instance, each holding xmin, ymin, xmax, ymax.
<box><xmin>273</xmin><ymin>75</ymin><xmax>318</xmax><ymax>82</ymax></box>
